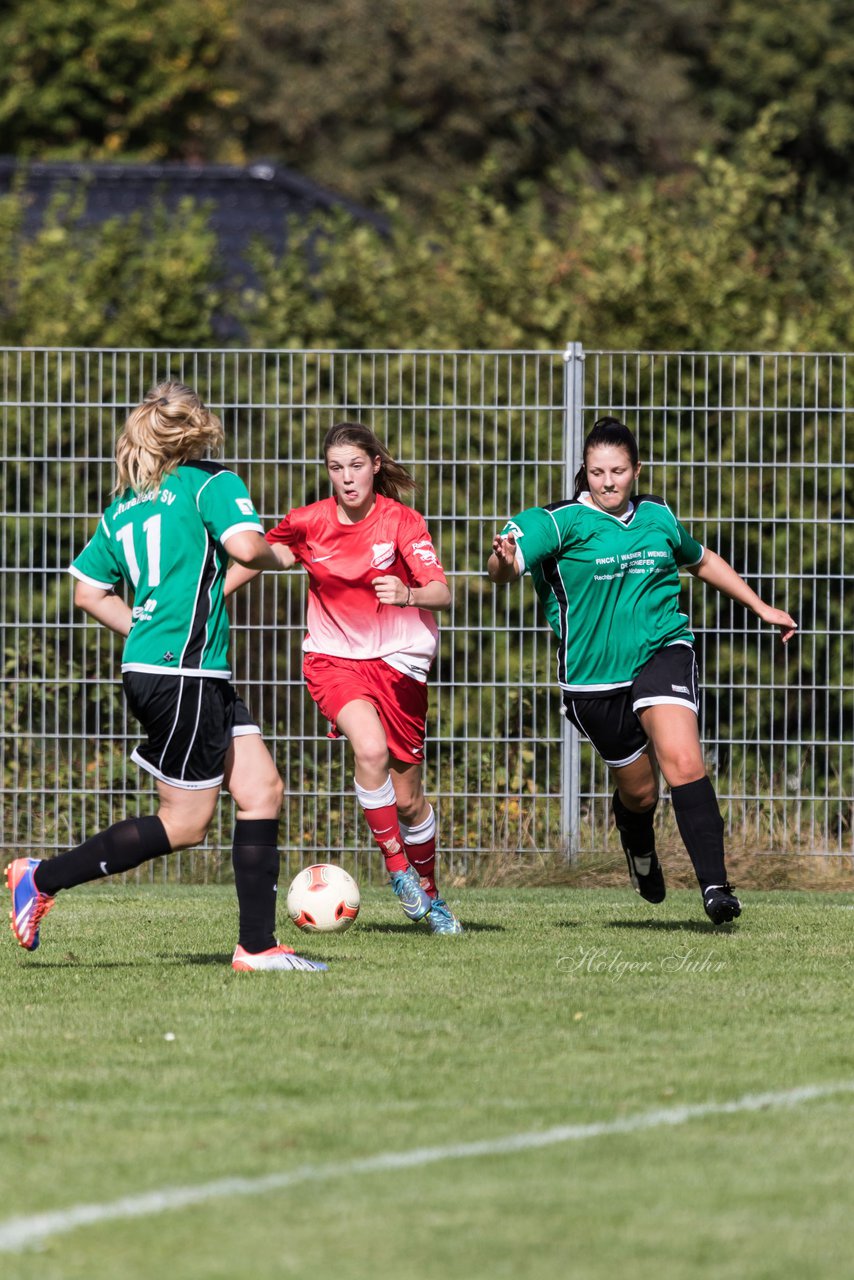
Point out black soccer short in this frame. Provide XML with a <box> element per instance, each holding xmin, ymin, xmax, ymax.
<box><xmin>123</xmin><ymin>672</ymin><xmax>260</xmax><ymax>790</ymax></box>
<box><xmin>561</xmin><ymin>644</ymin><xmax>700</xmax><ymax>768</ymax></box>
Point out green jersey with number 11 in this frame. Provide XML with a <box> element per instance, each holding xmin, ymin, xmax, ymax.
<box><xmin>502</xmin><ymin>494</ymin><xmax>704</xmax><ymax>695</ymax></box>
<box><xmin>69</xmin><ymin>461</ymin><xmax>263</xmax><ymax>677</ymax></box>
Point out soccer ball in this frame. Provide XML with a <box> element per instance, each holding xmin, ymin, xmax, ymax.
<box><xmin>286</xmin><ymin>863</ymin><xmax>361</xmax><ymax>933</ymax></box>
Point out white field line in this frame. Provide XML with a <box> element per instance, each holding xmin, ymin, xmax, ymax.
<box><xmin>2</xmin><ymin>1080</ymin><xmax>852</xmax><ymax>1254</ymax></box>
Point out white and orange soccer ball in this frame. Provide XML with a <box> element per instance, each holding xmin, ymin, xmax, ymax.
<box><xmin>286</xmin><ymin>863</ymin><xmax>361</xmax><ymax>933</ymax></box>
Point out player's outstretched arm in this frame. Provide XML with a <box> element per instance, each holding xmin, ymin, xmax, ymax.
<box><xmin>73</xmin><ymin>581</ymin><xmax>133</xmax><ymax>637</ymax></box>
<box><xmin>689</xmin><ymin>549</ymin><xmax>798</xmax><ymax>644</ymax></box>
<box><xmin>223</xmin><ymin>532</ymin><xmax>295</xmax><ymax>598</ymax></box>
<box><xmin>487</xmin><ymin>532</ymin><xmax>521</xmax><ymax>585</ymax></box>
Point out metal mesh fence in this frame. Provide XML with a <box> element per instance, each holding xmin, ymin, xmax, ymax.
<box><xmin>1</xmin><ymin>346</ymin><xmax>851</xmax><ymax>882</ymax></box>
<box><xmin>581</xmin><ymin>351</ymin><xmax>853</xmax><ymax>856</ymax></box>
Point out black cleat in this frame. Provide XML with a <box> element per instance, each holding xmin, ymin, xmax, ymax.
<box><xmin>623</xmin><ymin>848</ymin><xmax>666</xmax><ymax>904</ymax></box>
<box><xmin>703</xmin><ymin>882</ymin><xmax>742</xmax><ymax>925</ymax></box>
<box><xmin>612</xmin><ymin>790</ymin><xmax>665</xmax><ymax>904</ymax></box>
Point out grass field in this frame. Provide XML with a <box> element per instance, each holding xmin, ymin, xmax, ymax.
<box><xmin>2</xmin><ymin>881</ymin><xmax>854</xmax><ymax>1280</ymax></box>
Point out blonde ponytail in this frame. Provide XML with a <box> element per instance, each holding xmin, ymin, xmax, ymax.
<box><xmin>113</xmin><ymin>382</ymin><xmax>224</xmax><ymax>496</ymax></box>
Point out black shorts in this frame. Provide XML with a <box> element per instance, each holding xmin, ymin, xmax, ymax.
<box><xmin>123</xmin><ymin>672</ymin><xmax>260</xmax><ymax>790</ymax></box>
<box><xmin>561</xmin><ymin>645</ymin><xmax>700</xmax><ymax>768</ymax></box>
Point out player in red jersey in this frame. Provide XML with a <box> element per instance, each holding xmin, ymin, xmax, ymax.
<box><xmin>226</xmin><ymin>422</ymin><xmax>463</xmax><ymax>934</ymax></box>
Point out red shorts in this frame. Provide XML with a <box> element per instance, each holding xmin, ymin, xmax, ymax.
<box><xmin>303</xmin><ymin>653</ymin><xmax>429</xmax><ymax>765</ymax></box>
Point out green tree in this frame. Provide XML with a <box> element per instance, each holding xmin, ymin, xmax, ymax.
<box><xmin>704</xmin><ymin>0</ymin><xmax>854</xmax><ymax>188</ymax></box>
<box><xmin>0</xmin><ymin>186</ymin><xmax>222</xmax><ymax>346</ymax></box>
<box><xmin>3</xmin><ymin>115</ymin><xmax>854</xmax><ymax>353</ymax></box>
<box><xmin>0</xmin><ymin>0</ymin><xmax>238</xmax><ymax>160</ymax></box>
<box><xmin>236</xmin><ymin>114</ymin><xmax>854</xmax><ymax>353</ymax></box>
<box><xmin>226</xmin><ymin>0</ymin><xmax>718</xmax><ymax>207</ymax></box>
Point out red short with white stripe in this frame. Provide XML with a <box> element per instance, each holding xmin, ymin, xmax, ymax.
<box><xmin>303</xmin><ymin>653</ymin><xmax>428</xmax><ymax>765</ymax></box>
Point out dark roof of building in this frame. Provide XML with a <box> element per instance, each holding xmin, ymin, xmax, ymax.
<box><xmin>0</xmin><ymin>157</ymin><xmax>388</xmax><ymax>262</ymax></box>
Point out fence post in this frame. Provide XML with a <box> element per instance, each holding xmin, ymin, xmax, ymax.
<box><xmin>561</xmin><ymin>341</ymin><xmax>585</xmax><ymax>860</ymax></box>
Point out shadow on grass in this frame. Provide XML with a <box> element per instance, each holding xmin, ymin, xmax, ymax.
<box><xmin>17</xmin><ymin>957</ymin><xmax>143</xmax><ymax>969</ymax></box>
<box><xmin>11</xmin><ymin>950</ymin><xmax>338</xmax><ymax>969</ymax></box>
<box><xmin>355</xmin><ymin>921</ymin><xmax>503</xmax><ymax>934</ymax></box>
<box><xmin>607</xmin><ymin>919</ymin><xmax>739</xmax><ymax>934</ymax></box>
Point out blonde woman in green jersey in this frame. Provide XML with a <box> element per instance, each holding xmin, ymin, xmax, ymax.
<box><xmin>5</xmin><ymin>383</ymin><xmax>326</xmax><ymax>971</ymax></box>
<box><xmin>488</xmin><ymin>417</ymin><xmax>797</xmax><ymax>924</ymax></box>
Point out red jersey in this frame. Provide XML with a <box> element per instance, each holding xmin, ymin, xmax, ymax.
<box><xmin>266</xmin><ymin>494</ymin><xmax>447</xmax><ymax>682</ymax></box>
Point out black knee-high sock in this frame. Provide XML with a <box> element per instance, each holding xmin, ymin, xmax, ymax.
<box><xmin>612</xmin><ymin>790</ymin><xmax>658</xmax><ymax>857</ymax></box>
<box><xmin>232</xmin><ymin>818</ymin><xmax>280</xmax><ymax>953</ymax></box>
<box><xmin>34</xmin><ymin>816</ymin><xmax>172</xmax><ymax>895</ymax></box>
<box><xmin>670</xmin><ymin>777</ymin><xmax>727</xmax><ymax>891</ymax></box>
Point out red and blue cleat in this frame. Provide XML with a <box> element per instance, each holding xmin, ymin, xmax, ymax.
<box><xmin>6</xmin><ymin>858</ymin><xmax>55</xmax><ymax>951</ymax></box>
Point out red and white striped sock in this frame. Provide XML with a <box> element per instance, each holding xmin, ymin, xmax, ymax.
<box><xmin>400</xmin><ymin>805</ymin><xmax>438</xmax><ymax>897</ymax></box>
<box><xmin>354</xmin><ymin>776</ymin><xmax>408</xmax><ymax>875</ymax></box>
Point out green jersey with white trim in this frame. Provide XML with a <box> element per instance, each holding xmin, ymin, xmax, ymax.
<box><xmin>69</xmin><ymin>461</ymin><xmax>263</xmax><ymax>676</ymax></box>
<box><xmin>502</xmin><ymin>494</ymin><xmax>704</xmax><ymax>694</ymax></box>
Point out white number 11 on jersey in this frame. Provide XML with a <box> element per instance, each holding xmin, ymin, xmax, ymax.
<box><xmin>116</xmin><ymin>514</ymin><xmax>162</xmax><ymax>588</ymax></box>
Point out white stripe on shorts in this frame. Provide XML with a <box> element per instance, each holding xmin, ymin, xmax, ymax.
<box><xmin>633</xmin><ymin>695</ymin><xmax>699</xmax><ymax>713</ymax></box>
<box><xmin>130</xmin><ymin>748</ymin><xmax>224</xmax><ymax>791</ymax></box>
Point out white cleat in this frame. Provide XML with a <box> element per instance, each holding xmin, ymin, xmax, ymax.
<box><xmin>232</xmin><ymin>943</ymin><xmax>328</xmax><ymax>972</ymax></box>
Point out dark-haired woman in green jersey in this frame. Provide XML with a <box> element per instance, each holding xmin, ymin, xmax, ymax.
<box><xmin>488</xmin><ymin>417</ymin><xmax>797</xmax><ymax>925</ymax></box>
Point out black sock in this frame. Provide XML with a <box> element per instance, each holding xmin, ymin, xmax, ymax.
<box><xmin>232</xmin><ymin>818</ymin><xmax>280</xmax><ymax>953</ymax></box>
<box><xmin>612</xmin><ymin>790</ymin><xmax>658</xmax><ymax>858</ymax></box>
<box><xmin>34</xmin><ymin>816</ymin><xmax>172</xmax><ymax>895</ymax></box>
<box><xmin>670</xmin><ymin>777</ymin><xmax>727</xmax><ymax>891</ymax></box>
